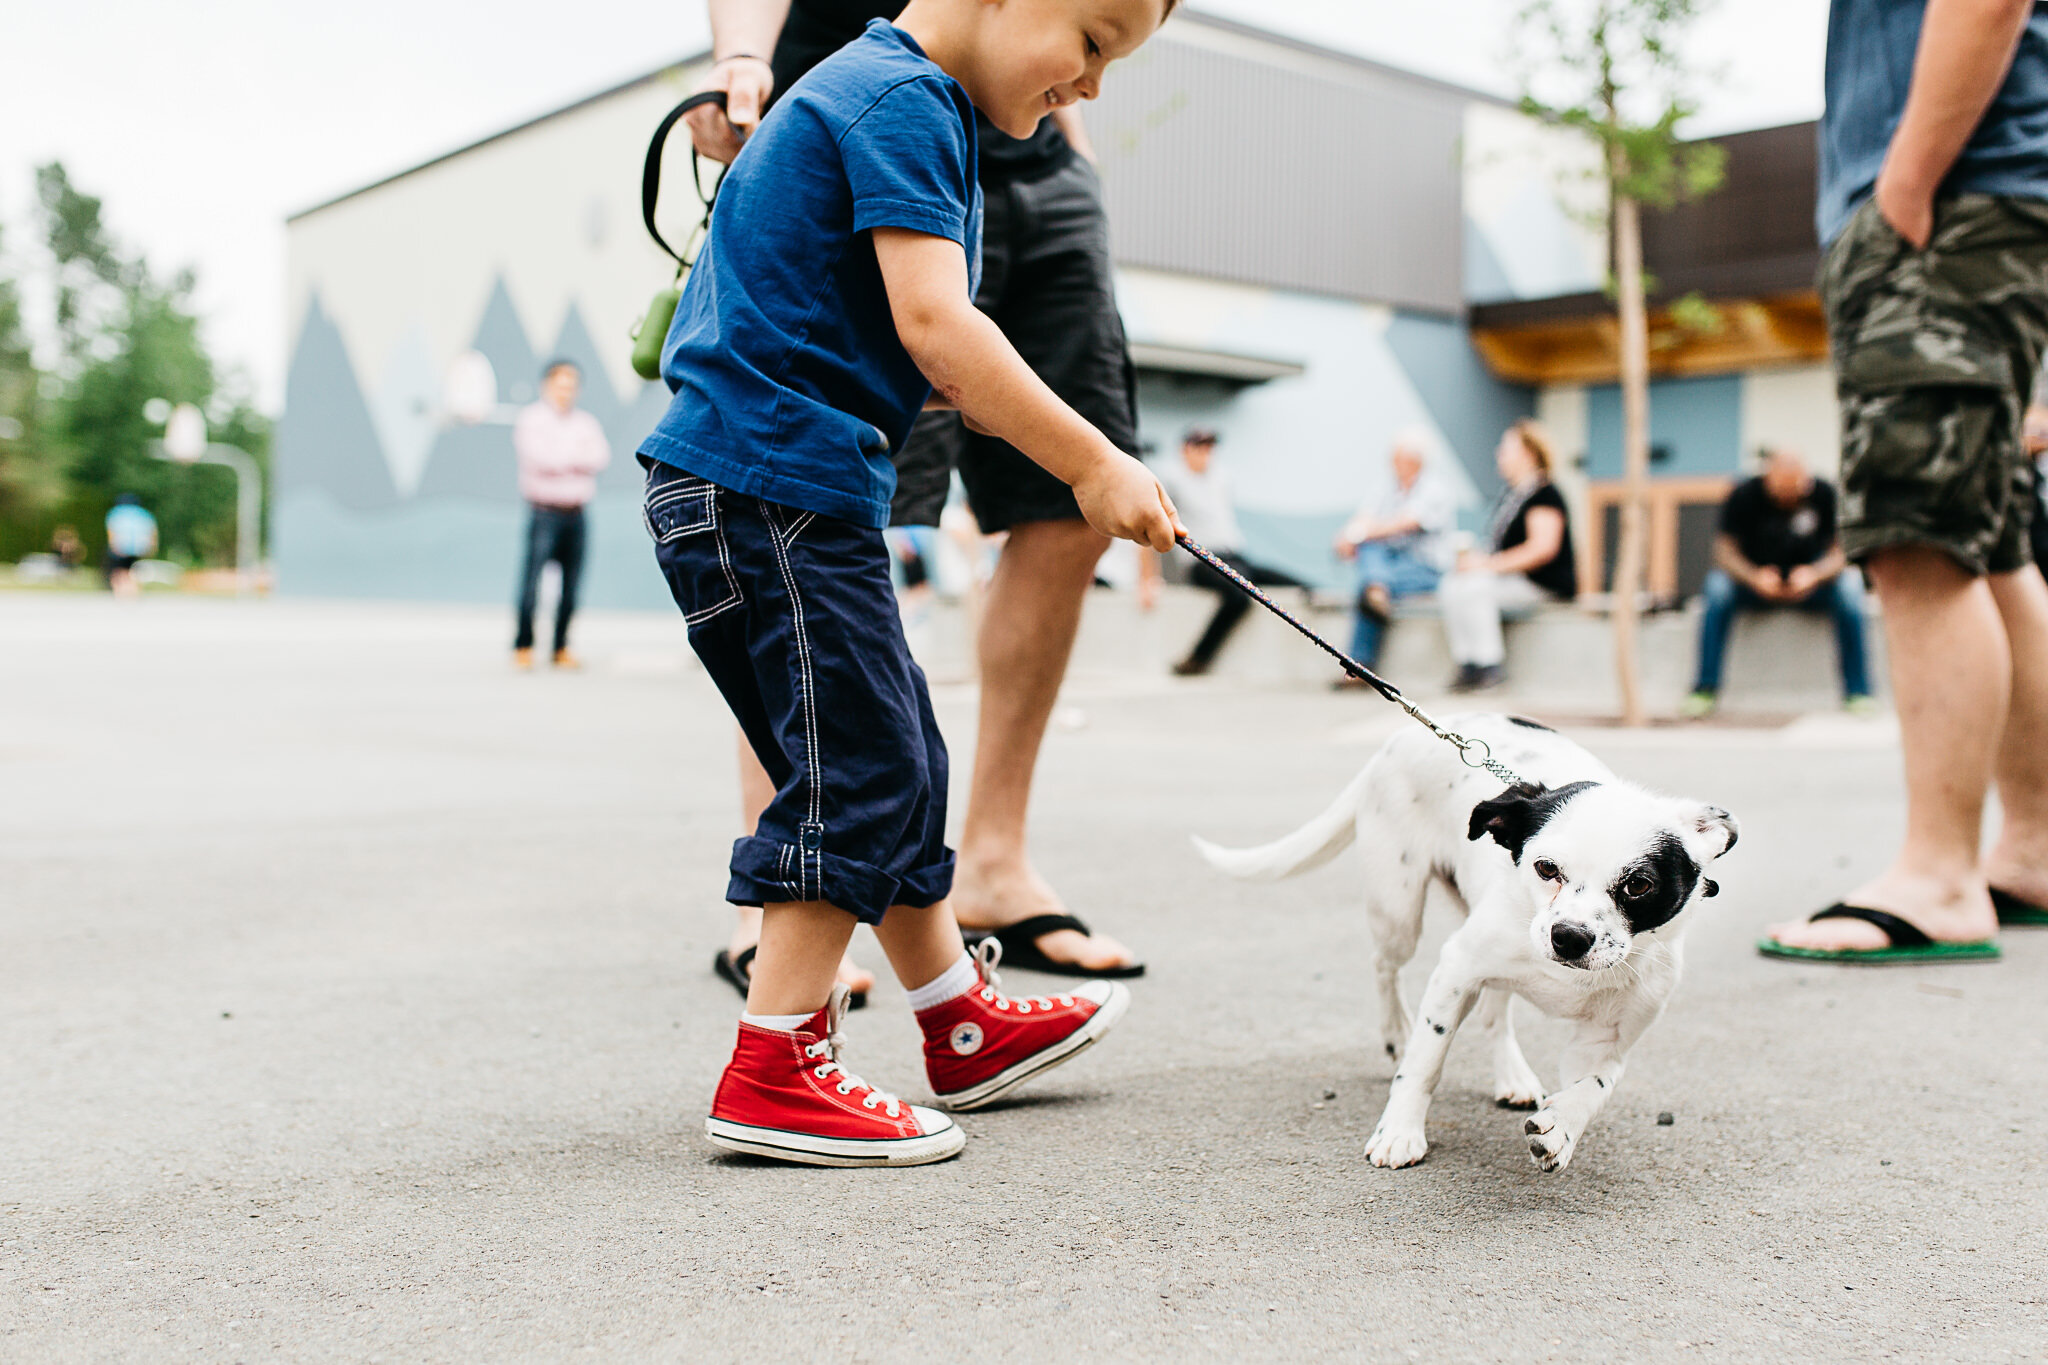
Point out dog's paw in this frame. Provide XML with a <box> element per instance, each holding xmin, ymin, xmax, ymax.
<box><xmin>1493</xmin><ymin>1058</ymin><xmax>1544</xmax><ymax>1110</ymax></box>
<box><xmin>1523</xmin><ymin>1108</ymin><xmax>1578</xmax><ymax>1172</ymax></box>
<box><xmin>1494</xmin><ymin>1081</ymin><xmax>1543</xmax><ymax>1111</ymax></box>
<box><xmin>1365</xmin><ymin>1123</ymin><xmax>1429</xmax><ymax>1169</ymax></box>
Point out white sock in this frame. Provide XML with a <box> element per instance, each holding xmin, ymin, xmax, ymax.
<box><xmin>906</xmin><ymin>953</ymin><xmax>979</xmax><ymax>1013</ymax></box>
<box><xmin>741</xmin><ymin>1011</ymin><xmax>815</xmax><ymax>1032</ymax></box>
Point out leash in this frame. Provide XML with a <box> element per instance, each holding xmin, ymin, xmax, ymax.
<box><xmin>1175</xmin><ymin>533</ymin><xmax>1530</xmax><ymax>788</ymax></box>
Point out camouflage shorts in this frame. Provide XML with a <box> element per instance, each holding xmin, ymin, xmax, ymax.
<box><xmin>1821</xmin><ymin>193</ymin><xmax>2048</xmax><ymax>575</ymax></box>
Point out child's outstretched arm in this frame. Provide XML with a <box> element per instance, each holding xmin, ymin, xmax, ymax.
<box><xmin>874</xmin><ymin>227</ymin><xmax>1182</xmax><ymax>552</ymax></box>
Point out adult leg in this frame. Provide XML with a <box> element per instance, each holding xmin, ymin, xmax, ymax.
<box><xmin>512</xmin><ymin>508</ymin><xmax>546</xmax><ymax>652</ymax></box>
<box><xmin>1349</xmin><ymin>544</ymin><xmax>1396</xmax><ymax>662</ymax></box>
<box><xmin>951</xmin><ymin>518</ymin><xmax>1136</xmax><ymax>971</ymax></box>
<box><xmin>943</xmin><ymin>160</ymin><xmax>1138</xmax><ymax>970</ymax></box>
<box><xmin>1983</xmin><ymin>564</ymin><xmax>2048</xmax><ymax>908</ymax></box>
<box><xmin>551</xmin><ymin>508</ymin><xmax>586</xmax><ymax>657</ymax></box>
<box><xmin>1690</xmin><ymin>568</ymin><xmax>1742</xmax><ymax>695</ymax></box>
<box><xmin>1439</xmin><ymin>570</ymin><xmax>1505</xmax><ymax>667</ymax></box>
<box><xmin>1765</xmin><ymin>547</ymin><xmax>2003</xmax><ymax>950</ymax></box>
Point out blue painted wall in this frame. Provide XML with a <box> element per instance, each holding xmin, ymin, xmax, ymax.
<box><xmin>1583</xmin><ymin>374</ymin><xmax>1745</xmax><ymax>480</ymax></box>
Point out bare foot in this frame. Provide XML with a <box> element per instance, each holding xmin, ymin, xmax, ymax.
<box><xmin>1761</xmin><ymin>868</ymin><xmax>1998</xmax><ymax>951</ymax></box>
<box><xmin>950</xmin><ymin>857</ymin><xmax>1138</xmax><ymax>973</ymax></box>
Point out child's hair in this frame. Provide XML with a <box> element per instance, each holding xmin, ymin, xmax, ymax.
<box><xmin>1510</xmin><ymin>418</ymin><xmax>1556</xmax><ymax>476</ymax></box>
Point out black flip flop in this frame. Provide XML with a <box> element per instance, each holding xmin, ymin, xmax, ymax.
<box><xmin>1756</xmin><ymin>904</ymin><xmax>1999</xmax><ymax>964</ymax></box>
<box><xmin>957</xmin><ymin>913</ymin><xmax>1146</xmax><ymax>979</ymax></box>
<box><xmin>1991</xmin><ymin>886</ymin><xmax>2048</xmax><ymax>927</ymax></box>
<box><xmin>713</xmin><ymin>946</ymin><xmax>868</xmax><ymax>1008</ymax></box>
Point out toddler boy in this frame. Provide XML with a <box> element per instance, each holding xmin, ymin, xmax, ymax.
<box><xmin>641</xmin><ymin>0</ymin><xmax>1182</xmax><ymax>1165</ymax></box>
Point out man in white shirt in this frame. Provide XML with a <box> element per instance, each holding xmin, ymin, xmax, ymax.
<box><xmin>1333</xmin><ymin>428</ymin><xmax>1458</xmax><ymax>675</ymax></box>
<box><xmin>512</xmin><ymin>360</ymin><xmax>610</xmax><ymax>669</ymax></box>
<box><xmin>1144</xmin><ymin>427</ymin><xmax>1303</xmax><ymax>675</ymax></box>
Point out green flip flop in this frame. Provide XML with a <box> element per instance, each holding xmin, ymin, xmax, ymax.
<box><xmin>1991</xmin><ymin>886</ymin><xmax>2048</xmax><ymax>927</ymax></box>
<box><xmin>1757</xmin><ymin>904</ymin><xmax>2001</xmax><ymax>964</ymax></box>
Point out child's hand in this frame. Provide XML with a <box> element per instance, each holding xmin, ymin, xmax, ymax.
<box><xmin>1075</xmin><ymin>453</ymin><xmax>1183</xmax><ymax>553</ymax></box>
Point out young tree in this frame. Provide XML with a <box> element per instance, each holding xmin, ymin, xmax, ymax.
<box><xmin>1513</xmin><ymin>0</ymin><xmax>1725</xmax><ymax>725</ymax></box>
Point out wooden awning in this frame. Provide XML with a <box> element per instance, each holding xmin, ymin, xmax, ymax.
<box><xmin>1470</xmin><ymin>290</ymin><xmax>1829</xmax><ymax>386</ymax></box>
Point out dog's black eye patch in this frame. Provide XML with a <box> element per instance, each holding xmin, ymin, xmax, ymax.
<box><xmin>1467</xmin><ymin>780</ymin><xmax>1599</xmax><ymax>863</ymax></box>
<box><xmin>1610</xmin><ymin>832</ymin><xmax>1700</xmax><ymax>933</ymax></box>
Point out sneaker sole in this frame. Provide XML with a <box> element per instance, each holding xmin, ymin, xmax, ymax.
<box><xmin>932</xmin><ymin>981</ymin><xmax>1131</xmax><ymax>1112</ymax></box>
<box><xmin>704</xmin><ymin>1116</ymin><xmax>965</xmax><ymax>1167</ymax></box>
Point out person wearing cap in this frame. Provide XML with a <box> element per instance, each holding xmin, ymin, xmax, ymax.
<box><xmin>1144</xmin><ymin>427</ymin><xmax>1304</xmax><ymax>675</ymax></box>
<box><xmin>1332</xmin><ymin>427</ymin><xmax>1458</xmax><ymax>682</ymax></box>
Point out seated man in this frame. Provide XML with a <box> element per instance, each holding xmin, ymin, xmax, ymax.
<box><xmin>1142</xmin><ymin>427</ymin><xmax>1302</xmax><ymax>676</ymax></box>
<box><xmin>1684</xmin><ymin>447</ymin><xmax>1875</xmax><ymax>717</ymax></box>
<box><xmin>1332</xmin><ymin>426</ymin><xmax>1456</xmax><ymax>681</ymax></box>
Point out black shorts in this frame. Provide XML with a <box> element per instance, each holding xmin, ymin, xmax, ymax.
<box><xmin>889</xmin><ymin>157</ymin><xmax>1138</xmax><ymax>533</ymax></box>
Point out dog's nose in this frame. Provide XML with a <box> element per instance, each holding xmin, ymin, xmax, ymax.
<box><xmin>1550</xmin><ymin>922</ymin><xmax>1595</xmax><ymax>960</ymax></box>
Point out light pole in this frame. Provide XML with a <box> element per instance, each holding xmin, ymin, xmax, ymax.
<box><xmin>152</xmin><ymin>401</ymin><xmax>262</xmax><ymax>596</ymax></box>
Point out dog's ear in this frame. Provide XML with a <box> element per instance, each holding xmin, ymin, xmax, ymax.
<box><xmin>1467</xmin><ymin>783</ymin><xmax>1549</xmax><ymax>862</ymax></box>
<box><xmin>1689</xmin><ymin>805</ymin><xmax>1739</xmax><ymax>858</ymax></box>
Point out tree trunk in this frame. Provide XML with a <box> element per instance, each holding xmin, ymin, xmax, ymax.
<box><xmin>1611</xmin><ymin>187</ymin><xmax>1651</xmax><ymax>727</ymax></box>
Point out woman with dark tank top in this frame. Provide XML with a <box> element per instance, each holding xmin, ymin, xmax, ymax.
<box><xmin>1437</xmin><ymin>420</ymin><xmax>1578</xmax><ymax>692</ymax></box>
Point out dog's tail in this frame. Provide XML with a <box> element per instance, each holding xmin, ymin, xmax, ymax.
<box><xmin>1193</xmin><ymin>767</ymin><xmax>1371</xmax><ymax>882</ymax></box>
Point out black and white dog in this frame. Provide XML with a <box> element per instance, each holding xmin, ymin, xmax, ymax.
<box><xmin>1197</xmin><ymin>715</ymin><xmax>1737</xmax><ymax>1172</ymax></box>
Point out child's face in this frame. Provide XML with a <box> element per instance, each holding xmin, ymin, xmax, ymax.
<box><xmin>971</xmin><ymin>0</ymin><xmax>1167</xmax><ymax>139</ymax></box>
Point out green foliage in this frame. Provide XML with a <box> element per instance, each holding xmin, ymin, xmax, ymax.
<box><xmin>1513</xmin><ymin>0</ymin><xmax>1727</xmax><ymax>209</ymax></box>
<box><xmin>0</xmin><ymin>221</ymin><xmax>62</xmax><ymax>533</ymax></box>
<box><xmin>1665</xmin><ymin>289</ymin><xmax>1725</xmax><ymax>336</ymax></box>
<box><xmin>0</xmin><ymin>162</ymin><xmax>270</xmax><ymax>567</ymax></box>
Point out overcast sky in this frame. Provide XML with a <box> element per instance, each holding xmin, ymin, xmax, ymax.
<box><xmin>0</xmin><ymin>0</ymin><xmax>1826</xmax><ymax>410</ymax></box>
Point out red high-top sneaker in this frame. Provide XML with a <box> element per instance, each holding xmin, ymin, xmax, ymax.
<box><xmin>706</xmin><ymin>985</ymin><xmax>963</xmax><ymax>1167</ymax></box>
<box><xmin>918</xmin><ymin>941</ymin><xmax>1130</xmax><ymax>1112</ymax></box>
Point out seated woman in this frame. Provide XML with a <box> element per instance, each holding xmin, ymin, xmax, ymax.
<box><xmin>1438</xmin><ymin>419</ymin><xmax>1578</xmax><ymax>691</ymax></box>
<box><xmin>1332</xmin><ymin>427</ymin><xmax>1457</xmax><ymax>682</ymax></box>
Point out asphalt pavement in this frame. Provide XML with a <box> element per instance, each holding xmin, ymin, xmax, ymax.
<box><xmin>2</xmin><ymin>591</ymin><xmax>2043</xmax><ymax>1363</ymax></box>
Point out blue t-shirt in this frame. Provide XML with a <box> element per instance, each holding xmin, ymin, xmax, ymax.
<box><xmin>1818</xmin><ymin>0</ymin><xmax>2048</xmax><ymax>244</ymax></box>
<box><xmin>105</xmin><ymin>504</ymin><xmax>156</xmax><ymax>558</ymax></box>
<box><xmin>639</xmin><ymin>20</ymin><xmax>982</xmax><ymax>528</ymax></box>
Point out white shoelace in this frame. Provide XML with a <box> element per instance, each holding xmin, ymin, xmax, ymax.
<box><xmin>802</xmin><ymin>983</ymin><xmax>903</xmax><ymax>1117</ymax></box>
<box><xmin>972</xmin><ymin>938</ymin><xmax>1076</xmax><ymax>1014</ymax></box>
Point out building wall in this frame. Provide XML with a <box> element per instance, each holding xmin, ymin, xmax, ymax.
<box><xmin>1089</xmin><ymin>20</ymin><xmax>1475</xmax><ymax>314</ymax></box>
<box><xmin>1559</xmin><ymin>362</ymin><xmax>1839</xmax><ymax>482</ymax></box>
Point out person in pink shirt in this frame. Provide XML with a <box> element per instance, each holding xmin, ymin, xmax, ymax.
<box><xmin>512</xmin><ymin>360</ymin><xmax>610</xmax><ymax>669</ymax></box>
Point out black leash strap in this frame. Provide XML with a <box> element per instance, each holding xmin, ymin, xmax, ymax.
<box><xmin>641</xmin><ymin>90</ymin><xmax>729</xmax><ymax>265</ymax></box>
<box><xmin>1175</xmin><ymin>532</ymin><xmax>1529</xmax><ymax>787</ymax></box>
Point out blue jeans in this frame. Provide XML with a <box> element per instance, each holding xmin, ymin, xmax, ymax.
<box><xmin>1349</xmin><ymin>542</ymin><xmax>1442</xmax><ymax>665</ymax></box>
<box><xmin>1691</xmin><ymin>568</ymin><xmax>1872</xmax><ymax>699</ymax></box>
